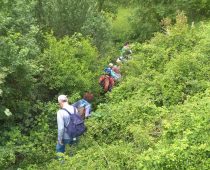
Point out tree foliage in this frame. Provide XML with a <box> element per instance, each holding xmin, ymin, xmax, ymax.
<box><xmin>36</xmin><ymin>33</ymin><xmax>102</xmax><ymax>99</ymax></box>
<box><xmin>46</xmin><ymin>15</ymin><xmax>210</xmax><ymax>170</ymax></box>
<box><xmin>0</xmin><ymin>1</ymin><xmax>210</xmax><ymax>169</ymax></box>
<box><xmin>0</xmin><ymin>0</ymin><xmax>37</xmax><ymax>34</ymax></box>
<box><xmin>130</xmin><ymin>0</ymin><xmax>210</xmax><ymax>41</ymax></box>
<box><xmin>36</xmin><ymin>0</ymin><xmax>112</xmax><ymax>53</ymax></box>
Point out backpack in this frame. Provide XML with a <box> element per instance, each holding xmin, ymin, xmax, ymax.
<box><xmin>99</xmin><ymin>75</ymin><xmax>106</xmax><ymax>86</ymax></box>
<box><xmin>72</xmin><ymin>99</ymin><xmax>88</xmax><ymax>119</ymax></box>
<box><xmin>62</xmin><ymin>107</ymin><xmax>87</xmax><ymax>138</ymax></box>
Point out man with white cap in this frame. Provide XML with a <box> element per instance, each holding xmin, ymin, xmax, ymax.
<box><xmin>56</xmin><ymin>94</ymin><xmax>77</xmax><ymax>156</ymax></box>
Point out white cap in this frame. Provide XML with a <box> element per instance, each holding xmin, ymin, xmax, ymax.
<box><xmin>109</xmin><ymin>63</ymin><xmax>113</xmax><ymax>67</ymax></box>
<box><xmin>116</xmin><ymin>58</ymin><xmax>121</xmax><ymax>63</ymax></box>
<box><xmin>58</xmin><ymin>95</ymin><xmax>68</xmax><ymax>103</ymax></box>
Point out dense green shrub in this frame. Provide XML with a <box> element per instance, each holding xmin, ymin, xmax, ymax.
<box><xmin>0</xmin><ymin>27</ymin><xmax>41</xmax><ymax>119</ymax></box>
<box><xmin>0</xmin><ymin>0</ymin><xmax>37</xmax><ymax>34</ymax></box>
<box><xmin>125</xmin><ymin>14</ymin><xmax>210</xmax><ymax>106</ymax></box>
<box><xmin>135</xmin><ymin>90</ymin><xmax>210</xmax><ymax>170</ymax></box>
<box><xmin>36</xmin><ymin>33</ymin><xmax>103</xmax><ymax>99</ymax></box>
<box><xmin>129</xmin><ymin>0</ymin><xmax>210</xmax><ymax>41</ymax></box>
<box><xmin>1</xmin><ymin>1</ymin><xmax>210</xmax><ymax>168</ymax></box>
<box><xmin>35</xmin><ymin>0</ymin><xmax>113</xmax><ymax>54</ymax></box>
<box><xmin>46</xmin><ymin>143</ymin><xmax>138</xmax><ymax>170</ymax></box>
<box><xmin>39</xmin><ymin>18</ymin><xmax>210</xmax><ymax>169</ymax></box>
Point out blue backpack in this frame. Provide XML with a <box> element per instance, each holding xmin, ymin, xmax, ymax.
<box><xmin>72</xmin><ymin>99</ymin><xmax>90</xmax><ymax>119</ymax></box>
<box><xmin>62</xmin><ymin>108</ymin><xmax>87</xmax><ymax>138</ymax></box>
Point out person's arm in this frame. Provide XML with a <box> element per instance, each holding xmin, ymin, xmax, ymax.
<box><xmin>99</xmin><ymin>75</ymin><xmax>103</xmax><ymax>84</ymax></box>
<box><xmin>85</xmin><ymin>104</ymin><xmax>91</xmax><ymax>117</ymax></box>
<box><xmin>110</xmin><ymin>77</ymin><xmax>115</xmax><ymax>86</ymax></box>
<box><xmin>99</xmin><ymin>75</ymin><xmax>105</xmax><ymax>86</ymax></box>
<box><xmin>57</xmin><ymin>110</ymin><xmax>64</xmax><ymax>144</ymax></box>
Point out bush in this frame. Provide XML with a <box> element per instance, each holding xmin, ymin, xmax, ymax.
<box><xmin>36</xmin><ymin>33</ymin><xmax>104</xmax><ymax>99</ymax></box>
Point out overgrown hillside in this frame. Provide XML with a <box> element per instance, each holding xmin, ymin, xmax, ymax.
<box><xmin>0</xmin><ymin>0</ymin><xmax>210</xmax><ymax>169</ymax></box>
<box><xmin>44</xmin><ymin>14</ymin><xmax>210</xmax><ymax>170</ymax></box>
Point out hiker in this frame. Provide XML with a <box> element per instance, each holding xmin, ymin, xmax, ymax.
<box><xmin>72</xmin><ymin>92</ymin><xmax>94</xmax><ymax>119</ymax></box>
<box><xmin>108</xmin><ymin>63</ymin><xmax>121</xmax><ymax>81</ymax></box>
<box><xmin>116</xmin><ymin>56</ymin><xmax>126</xmax><ymax>64</ymax></box>
<box><xmin>112</xmin><ymin>65</ymin><xmax>120</xmax><ymax>74</ymax></box>
<box><xmin>105</xmin><ymin>66</ymin><xmax>118</xmax><ymax>80</ymax></box>
<box><xmin>99</xmin><ymin>69</ymin><xmax>115</xmax><ymax>92</ymax></box>
<box><xmin>56</xmin><ymin>95</ymin><xmax>78</xmax><ymax>156</ymax></box>
<box><xmin>121</xmin><ymin>42</ymin><xmax>132</xmax><ymax>59</ymax></box>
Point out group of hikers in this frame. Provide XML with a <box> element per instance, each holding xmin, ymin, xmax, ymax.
<box><xmin>99</xmin><ymin>42</ymin><xmax>132</xmax><ymax>93</ymax></box>
<box><xmin>56</xmin><ymin>42</ymin><xmax>132</xmax><ymax>158</ymax></box>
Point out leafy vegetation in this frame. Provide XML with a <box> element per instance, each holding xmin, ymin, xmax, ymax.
<box><xmin>130</xmin><ymin>0</ymin><xmax>210</xmax><ymax>41</ymax></box>
<box><xmin>0</xmin><ymin>0</ymin><xmax>210</xmax><ymax>169</ymax></box>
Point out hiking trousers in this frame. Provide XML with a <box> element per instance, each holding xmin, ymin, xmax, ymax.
<box><xmin>56</xmin><ymin>138</ymin><xmax>78</xmax><ymax>156</ymax></box>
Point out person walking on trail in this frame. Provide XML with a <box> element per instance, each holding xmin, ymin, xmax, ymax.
<box><xmin>72</xmin><ymin>92</ymin><xmax>94</xmax><ymax>119</ymax></box>
<box><xmin>56</xmin><ymin>95</ymin><xmax>78</xmax><ymax>156</ymax></box>
<box><xmin>105</xmin><ymin>66</ymin><xmax>118</xmax><ymax>80</ymax></box>
<box><xmin>112</xmin><ymin>65</ymin><xmax>120</xmax><ymax>74</ymax></box>
<box><xmin>99</xmin><ymin>69</ymin><xmax>115</xmax><ymax>93</ymax></box>
<box><xmin>109</xmin><ymin>63</ymin><xmax>121</xmax><ymax>74</ymax></box>
<box><xmin>121</xmin><ymin>42</ymin><xmax>132</xmax><ymax>60</ymax></box>
<box><xmin>108</xmin><ymin>63</ymin><xmax>121</xmax><ymax>81</ymax></box>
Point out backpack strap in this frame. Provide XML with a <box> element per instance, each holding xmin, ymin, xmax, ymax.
<box><xmin>62</xmin><ymin>107</ymin><xmax>76</xmax><ymax>115</ymax></box>
<box><xmin>62</xmin><ymin>107</ymin><xmax>77</xmax><ymax>128</ymax></box>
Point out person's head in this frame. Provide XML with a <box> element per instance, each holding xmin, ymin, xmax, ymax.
<box><xmin>124</xmin><ymin>42</ymin><xmax>129</xmax><ymax>46</ymax></box>
<box><xmin>108</xmin><ymin>63</ymin><xmax>113</xmax><ymax>68</ymax></box>
<box><xmin>58</xmin><ymin>94</ymin><xmax>68</xmax><ymax>108</ymax></box>
<box><xmin>83</xmin><ymin>92</ymin><xmax>94</xmax><ymax>102</ymax></box>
